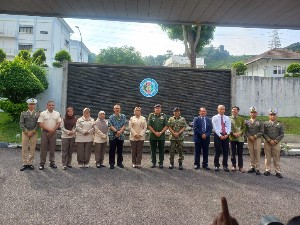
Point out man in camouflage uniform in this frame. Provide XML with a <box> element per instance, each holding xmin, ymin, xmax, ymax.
<box><xmin>263</xmin><ymin>109</ymin><xmax>284</xmax><ymax>178</ymax></box>
<box><xmin>19</xmin><ymin>98</ymin><xmax>39</xmax><ymax>171</ymax></box>
<box><xmin>147</xmin><ymin>104</ymin><xmax>168</xmax><ymax>168</ymax></box>
<box><xmin>168</xmin><ymin>107</ymin><xmax>187</xmax><ymax>170</ymax></box>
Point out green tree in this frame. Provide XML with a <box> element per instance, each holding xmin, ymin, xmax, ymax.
<box><xmin>32</xmin><ymin>48</ymin><xmax>46</xmax><ymax>66</ymax></box>
<box><xmin>160</xmin><ymin>24</ymin><xmax>215</xmax><ymax>67</ymax></box>
<box><xmin>97</xmin><ymin>46</ymin><xmax>145</xmax><ymax>66</ymax></box>
<box><xmin>284</xmin><ymin>42</ymin><xmax>300</xmax><ymax>52</ymax></box>
<box><xmin>17</xmin><ymin>50</ymin><xmax>31</xmax><ymax>61</ymax></box>
<box><xmin>53</xmin><ymin>49</ymin><xmax>71</xmax><ymax>68</ymax></box>
<box><xmin>0</xmin><ymin>57</ymin><xmax>45</xmax><ymax>120</ymax></box>
<box><xmin>143</xmin><ymin>51</ymin><xmax>173</xmax><ymax>66</ymax></box>
<box><xmin>285</xmin><ymin>63</ymin><xmax>300</xmax><ymax>77</ymax></box>
<box><xmin>0</xmin><ymin>48</ymin><xmax>6</xmax><ymax>63</ymax></box>
<box><xmin>27</xmin><ymin>64</ymin><xmax>48</xmax><ymax>89</ymax></box>
<box><xmin>232</xmin><ymin>61</ymin><xmax>247</xmax><ymax>75</ymax></box>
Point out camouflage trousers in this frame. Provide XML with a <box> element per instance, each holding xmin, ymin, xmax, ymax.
<box><xmin>169</xmin><ymin>140</ymin><xmax>184</xmax><ymax>164</ymax></box>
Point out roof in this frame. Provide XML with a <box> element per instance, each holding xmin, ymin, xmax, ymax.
<box><xmin>245</xmin><ymin>48</ymin><xmax>300</xmax><ymax>65</ymax></box>
<box><xmin>1</xmin><ymin>0</ymin><xmax>300</xmax><ymax>29</ymax></box>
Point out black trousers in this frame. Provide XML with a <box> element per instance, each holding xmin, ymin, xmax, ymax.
<box><xmin>213</xmin><ymin>134</ymin><xmax>229</xmax><ymax>168</ymax></box>
<box><xmin>230</xmin><ymin>141</ymin><xmax>244</xmax><ymax>168</ymax></box>
<box><xmin>109</xmin><ymin>139</ymin><xmax>124</xmax><ymax>166</ymax></box>
<box><xmin>194</xmin><ymin>138</ymin><xmax>210</xmax><ymax>168</ymax></box>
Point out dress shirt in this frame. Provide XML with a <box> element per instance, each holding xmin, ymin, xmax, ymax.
<box><xmin>212</xmin><ymin>114</ymin><xmax>231</xmax><ymax>137</ymax></box>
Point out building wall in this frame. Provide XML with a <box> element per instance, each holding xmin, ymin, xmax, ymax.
<box><xmin>233</xmin><ymin>76</ymin><xmax>300</xmax><ymax>117</ymax></box>
<box><xmin>246</xmin><ymin>59</ymin><xmax>300</xmax><ymax>77</ymax></box>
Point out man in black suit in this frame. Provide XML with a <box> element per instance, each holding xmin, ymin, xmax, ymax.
<box><xmin>193</xmin><ymin>107</ymin><xmax>212</xmax><ymax>170</ymax></box>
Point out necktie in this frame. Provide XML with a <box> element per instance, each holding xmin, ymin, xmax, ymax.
<box><xmin>201</xmin><ymin>117</ymin><xmax>205</xmax><ymax>133</ymax></box>
<box><xmin>221</xmin><ymin>116</ymin><xmax>226</xmax><ymax>135</ymax></box>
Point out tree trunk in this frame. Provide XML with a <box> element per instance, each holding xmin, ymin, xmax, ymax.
<box><xmin>182</xmin><ymin>25</ymin><xmax>201</xmax><ymax>68</ymax></box>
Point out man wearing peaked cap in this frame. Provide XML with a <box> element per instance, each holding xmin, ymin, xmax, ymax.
<box><xmin>263</xmin><ymin>108</ymin><xmax>284</xmax><ymax>178</ymax></box>
<box><xmin>19</xmin><ymin>98</ymin><xmax>39</xmax><ymax>171</ymax></box>
<box><xmin>148</xmin><ymin>104</ymin><xmax>168</xmax><ymax>168</ymax></box>
<box><xmin>245</xmin><ymin>107</ymin><xmax>264</xmax><ymax>175</ymax></box>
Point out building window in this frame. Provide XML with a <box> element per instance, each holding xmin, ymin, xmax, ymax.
<box><xmin>64</xmin><ymin>39</ymin><xmax>69</xmax><ymax>47</ymax></box>
<box><xmin>19</xmin><ymin>26</ymin><xmax>33</xmax><ymax>34</ymax></box>
<box><xmin>40</xmin><ymin>31</ymin><xmax>48</xmax><ymax>34</ymax></box>
<box><xmin>18</xmin><ymin>44</ymin><xmax>33</xmax><ymax>50</ymax></box>
<box><xmin>273</xmin><ymin>66</ymin><xmax>286</xmax><ymax>75</ymax></box>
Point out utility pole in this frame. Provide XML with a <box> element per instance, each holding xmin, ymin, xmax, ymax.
<box><xmin>75</xmin><ymin>26</ymin><xmax>83</xmax><ymax>62</ymax></box>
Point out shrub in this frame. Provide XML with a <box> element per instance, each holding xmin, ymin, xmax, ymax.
<box><xmin>0</xmin><ymin>48</ymin><xmax>6</xmax><ymax>63</ymax></box>
<box><xmin>0</xmin><ymin>100</ymin><xmax>27</xmax><ymax>121</ymax></box>
<box><xmin>27</xmin><ymin>64</ymin><xmax>48</xmax><ymax>90</ymax></box>
<box><xmin>32</xmin><ymin>49</ymin><xmax>46</xmax><ymax>66</ymax></box>
<box><xmin>17</xmin><ymin>50</ymin><xmax>31</xmax><ymax>61</ymax></box>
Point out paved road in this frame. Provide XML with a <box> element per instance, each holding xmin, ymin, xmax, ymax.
<box><xmin>0</xmin><ymin>148</ymin><xmax>299</xmax><ymax>225</ymax></box>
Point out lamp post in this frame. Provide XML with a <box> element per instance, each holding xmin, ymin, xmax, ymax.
<box><xmin>75</xmin><ymin>25</ymin><xmax>83</xmax><ymax>62</ymax></box>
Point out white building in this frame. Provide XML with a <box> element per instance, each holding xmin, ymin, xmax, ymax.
<box><xmin>70</xmin><ymin>40</ymin><xmax>90</xmax><ymax>63</ymax></box>
<box><xmin>0</xmin><ymin>14</ymin><xmax>90</xmax><ymax>65</ymax></box>
<box><xmin>164</xmin><ymin>55</ymin><xmax>205</xmax><ymax>68</ymax></box>
<box><xmin>245</xmin><ymin>48</ymin><xmax>300</xmax><ymax>77</ymax></box>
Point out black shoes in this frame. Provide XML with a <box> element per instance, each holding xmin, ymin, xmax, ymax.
<box><xmin>67</xmin><ymin>165</ymin><xmax>72</xmax><ymax>168</ymax></box>
<box><xmin>20</xmin><ymin>165</ymin><xmax>27</xmax><ymax>171</ymax></box>
<box><xmin>100</xmin><ymin>165</ymin><xmax>106</xmax><ymax>167</ymax></box>
<box><xmin>202</xmin><ymin>167</ymin><xmax>210</xmax><ymax>170</ymax></box>
<box><xmin>28</xmin><ymin>165</ymin><xmax>34</xmax><ymax>170</ymax></box>
<box><xmin>276</xmin><ymin>173</ymin><xmax>283</xmax><ymax>178</ymax></box>
<box><xmin>50</xmin><ymin>164</ymin><xmax>57</xmax><ymax>169</ymax></box>
<box><xmin>159</xmin><ymin>164</ymin><xmax>163</xmax><ymax>169</ymax></box>
<box><xmin>194</xmin><ymin>165</ymin><xmax>200</xmax><ymax>170</ymax></box>
<box><xmin>117</xmin><ymin>164</ymin><xmax>124</xmax><ymax>168</ymax></box>
<box><xmin>248</xmin><ymin>168</ymin><xmax>256</xmax><ymax>173</ymax></box>
<box><xmin>169</xmin><ymin>164</ymin><xmax>174</xmax><ymax>169</ymax></box>
<box><xmin>96</xmin><ymin>164</ymin><xmax>101</xmax><ymax>168</ymax></box>
<box><xmin>223</xmin><ymin>167</ymin><xmax>229</xmax><ymax>172</ymax></box>
<box><xmin>150</xmin><ymin>165</ymin><xmax>156</xmax><ymax>168</ymax></box>
<box><xmin>215</xmin><ymin>167</ymin><xmax>220</xmax><ymax>171</ymax></box>
<box><xmin>110</xmin><ymin>164</ymin><xmax>114</xmax><ymax>169</ymax></box>
<box><xmin>264</xmin><ymin>171</ymin><xmax>271</xmax><ymax>176</ymax></box>
<box><xmin>39</xmin><ymin>165</ymin><xmax>44</xmax><ymax>170</ymax></box>
<box><xmin>255</xmin><ymin>170</ymin><xmax>261</xmax><ymax>175</ymax></box>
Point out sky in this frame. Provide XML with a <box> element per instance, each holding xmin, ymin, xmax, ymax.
<box><xmin>64</xmin><ymin>18</ymin><xmax>300</xmax><ymax>57</ymax></box>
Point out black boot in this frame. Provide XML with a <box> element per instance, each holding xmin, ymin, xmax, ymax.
<box><xmin>179</xmin><ymin>162</ymin><xmax>183</xmax><ymax>170</ymax></box>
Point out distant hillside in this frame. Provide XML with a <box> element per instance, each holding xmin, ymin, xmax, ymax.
<box><xmin>199</xmin><ymin>45</ymin><xmax>253</xmax><ymax>69</ymax></box>
<box><xmin>284</xmin><ymin>42</ymin><xmax>300</xmax><ymax>52</ymax></box>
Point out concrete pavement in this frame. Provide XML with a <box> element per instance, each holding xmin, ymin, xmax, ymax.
<box><xmin>0</xmin><ymin>148</ymin><xmax>299</xmax><ymax>225</ymax></box>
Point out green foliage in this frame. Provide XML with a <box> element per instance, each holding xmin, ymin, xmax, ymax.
<box><xmin>143</xmin><ymin>51</ymin><xmax>173</xmax><ymax>66</ymax></box>
<box><xmin>54</xmin><ymin>49</ymin><xmax>71</xmax><ymax>63</ymax></box>
<box><xmin>284</xmin><ymin>42</ymin><xmax>300</xmax><ymax>52</ymax></box>
<box><xmin>287</xmin><ymin>63</ymin><xmax>300</xmax><ymax>74</ymax></box>
<box><xmin>232</xmin><ymin>61</ymin><xmax>247</xmax><ymax>75</ymax></box>
<box><xmin>53</xmin><ymin>61</ymin><xmax>63</xmax><ymax>68</ymax></box>
<box><xmin>0</xmin><ymin>100</ymin><xmax>27</xmax><ymax>121</ymax></box>
<box><xmin>27</xmin><ymin>64</ymin><xmax>48</xmax><ymax>89</ymax></box>
<box><xmin>32</xmin><ymin>49</ymin><xmax>46</xmax><ymax>66</ymax></box>
<box><xmin>0</xmin><ymin>57</ymin><xmax>44</xmax><ymax>103</ymax></box>
<box><xmin>0</xmin><ymin>48</ymin><xmax>6</xmax><ymax>63</ymax></box>
<box><xmin>17</xmin><ymin>50</ymin><xmax>31</xmax><ymax>61</ymax></box>
<box><xmin>0</xmin><ymin>112</ymin><xmax>24</xmax><ymax>142</ymax></box>
<box><xmin>160</xmin><ymin>24</ymin><xmax>215</xmax><ymax>54</ymax></box>
<box><xmin>97</xmin><ymin>46</ymin><xmax>145</xmax><ymax>66</ymax></box>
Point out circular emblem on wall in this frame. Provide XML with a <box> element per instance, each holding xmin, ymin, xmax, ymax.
<box><xmin>140</xmin><ymin>78</ymin><xmax>158</xmax><ymax>97</ymax></box>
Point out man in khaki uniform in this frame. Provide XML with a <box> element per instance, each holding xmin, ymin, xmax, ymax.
<box><xmin>19</xmin><ymin>98</ymin><xmax>39</xmax><ymax>171</ymax></box>
<box><xmin>245</xmin><ymin>107</ymin><xmax>264</xmax><ymax>175</ymax></box>
<box><xmin>38</xmin><ymin>101</ymin><xmax>61</xmax><ymax>170</ymax></box>
<box><xmin>263</xmin><ymin>109</ymin><xmax>284</xmax><ymax>178</ymax></box>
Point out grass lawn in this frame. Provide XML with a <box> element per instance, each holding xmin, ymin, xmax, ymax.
<box><xmin>0</xmin><ymin>112</ymin><xmax>299</xmax><ymax>143</ymax></box>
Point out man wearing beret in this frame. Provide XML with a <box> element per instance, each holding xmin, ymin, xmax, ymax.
<box><xmin>148</xmin><ymin>104</ymin><xmax>168</xmax><ymax>168</ymax></box>
<box><xmin>19</xmin><ymin>98</ymin><xmax>40</xmax><ymax>171</ymax></box>
<box><xmin>263</xmin><ymin>109</ymin><xmax>284</xmax><ymax>178</ymax></box>
<box><xmin>245</xmin><ymin>107</ymin><xmax>264</xmax><ymax>175</ymax></box>
<box><xmin>168</xmin><ymin>107</ymin><xmax>187</xmax><ymax>170</ymax></box>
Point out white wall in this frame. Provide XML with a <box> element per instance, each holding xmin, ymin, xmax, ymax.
<box><xmin>36</xmin><ymin>67</ymin><xmax>64</xmax><ymax>114</ymax></box>
<box><xmin>233</xmin><ymin>76</ymin><xmax>300</xmax><ymax>117</ymax></box>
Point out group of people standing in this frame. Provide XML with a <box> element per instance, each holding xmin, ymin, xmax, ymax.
<box><xmin>19</xmin><ymin>99</ymin><xmax>284</xmax><ymax>178</ymax></box>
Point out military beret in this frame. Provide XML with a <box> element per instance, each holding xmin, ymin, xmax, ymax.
<box><xmin>26</xmin><ymin>98</ymin><xmax>37</xmax><ymax>104</ymax></box>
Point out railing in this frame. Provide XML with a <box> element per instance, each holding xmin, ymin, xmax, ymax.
<box><xmin>0</xmin><ymin>29</ymin><xmax>17</xmax><ymax>37</ymax></box>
